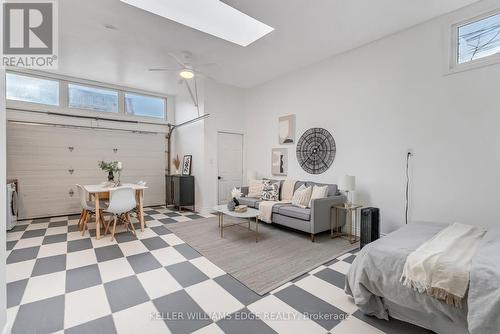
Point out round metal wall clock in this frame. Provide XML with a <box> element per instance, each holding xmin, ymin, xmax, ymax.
<box><xmin>296</xmin><ymin>128</ymin><xmax>336</xmax><ymax>174</ymax></box>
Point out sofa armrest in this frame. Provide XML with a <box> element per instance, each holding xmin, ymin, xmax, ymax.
<box><xmin>240</xmin><ymin>186</ymin><xmax>249</xmax><ymax>197</ymax></box>
<box><xmin>310</xmin><ymin>195</ymin><xmax>347</xmax><ymax>234</ymax></box>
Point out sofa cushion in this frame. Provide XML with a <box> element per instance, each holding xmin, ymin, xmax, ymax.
<box><xmin>272</xmin><ymin>203</ymin><xmax>290</xmax><ymax>213</ymax></box>
<box><xmin>261</xmin><ymin>180</ymin><xmax>280</xmax><ymax>201</ymax></box>
<box><xmin>278</xmin><ymin>206</ymin><xmax>311</xmax><ymax>221</ymax></box>
<box><xmin>238</xmin><ymin>197</ymin><xmax>261</xmax><ymax>208</ymax></box>
<box><xmin>306</xmin><ymin>182</ymin><xmax>338</xmax><ymax>196</ymax></box>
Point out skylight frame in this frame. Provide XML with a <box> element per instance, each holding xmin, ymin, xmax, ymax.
<box><xmin>119</xmin><ymin>0</ymin><xmax>274</xmax><ymax>47</ymax></box>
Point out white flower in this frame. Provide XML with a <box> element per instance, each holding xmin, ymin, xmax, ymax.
<box><xmin>117</xmin><ymin>162</ymin><xmax>123</xmax><ymax>170</ymax></box>
<box><xmin>231</xmin><ymin>187</ymin><xmax>242</xmax><ymax>198</ymax></box>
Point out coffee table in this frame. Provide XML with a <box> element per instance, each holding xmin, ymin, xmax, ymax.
<box><xmin>212</xmin><ymin>205</ymin><xmax>260</xmax><ymax>242</ymax></box>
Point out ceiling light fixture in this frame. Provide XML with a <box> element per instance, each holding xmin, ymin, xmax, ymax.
<box><xmin>179</xmin><ymin>69</ymin><xmax>195</xmax><ymax>79</ymax></box>
<box><xmin>119</xmin><ymin>0</ymin><xmax>274</xmax><ymax>47</ymax></box>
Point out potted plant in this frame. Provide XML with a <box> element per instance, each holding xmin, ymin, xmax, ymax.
<box><xmin>98</xmin><ymin>161</ymin><xmax>121</xmax><ymax>181</ymax></box>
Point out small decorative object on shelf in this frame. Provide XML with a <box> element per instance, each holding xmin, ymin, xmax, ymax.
<box><xmin>182</xmin><ymin>155</ymin><xmax>192</xmax><ymax>175</ymax></box>
<box><xmin>235</xmin><ymin>205</ymin><xmax>248</xmax><ymax>213</ymax></box>
<box><xmin>98</xmin><ymin>161</ymin><xmax>120</xmax><ymax>182</ymax></box>
<box><xmin>172</xmin><ymin>155</ymin><xmax>181</xmax><ymax>175</ymax></box>
<box><xmin>227</xmin><ymin>201</ymin><xmax>236</xmax><ymax>211</ymax></box>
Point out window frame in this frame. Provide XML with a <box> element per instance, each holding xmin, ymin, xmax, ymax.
<box><xmin>124</xmin><ymin>92</ymin><xmax>167</xmax><ymax>120</ymax></box>
<box><xmin>68</xmin><ymin>82</ymin><xmax>120</xmax><ymax>114</ymax></box>
<box><xmin>5</xmin><ymin>72</ymin><xmax>60</xmax><ymax>107</ymax></box>
<box><xmin>5</xmin><ymin>69</ymin><xmax>170</xmax><ymax>124</ymax></box>
<box><xmin>447</xmin><ymin>8</ymin><xmax>500</xmax><ymax>74</ymax></box>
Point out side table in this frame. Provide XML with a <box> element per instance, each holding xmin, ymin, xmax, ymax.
<box><xmin>331</xmin><ymin>204</ymin><xmax>362</xmax><ymax>244</ymax></box>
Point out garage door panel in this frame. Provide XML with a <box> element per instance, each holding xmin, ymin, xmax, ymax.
<box><xmin>8</xmin><ymin>123</ymin><xmax>166</xmax><ymax>219</ymax></box>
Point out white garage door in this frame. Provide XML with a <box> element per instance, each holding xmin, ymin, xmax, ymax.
<box><xmin>7</xmin><ymin>122</ymin><xmax>166</xmax><ymax>219</ymax></box>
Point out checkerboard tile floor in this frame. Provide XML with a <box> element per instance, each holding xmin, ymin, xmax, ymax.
<box><xmin>6</xmin><ymin>206</ymin><xmax>432</xmax><ymax>334</ymax></box>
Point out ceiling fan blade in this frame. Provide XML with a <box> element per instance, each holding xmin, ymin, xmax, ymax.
<box><xmin>167</xmin><ymin>52</ymin><xmax>187</xmax><ymax>68</ymax></box>
<box><xmin>193</xmin><ymin>62</ymin><xmax>217</xmax><ymax>68</ymax></box>
<box><xmin>148</xmin><ymin>68</ymin><xmax>178</xmax><ymax>72</ymax></box>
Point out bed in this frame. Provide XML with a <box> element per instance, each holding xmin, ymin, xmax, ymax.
<box><xmin>345</xmin><ymin>221</ymin><xmax>500</xmax><ymax>334</ymax></box>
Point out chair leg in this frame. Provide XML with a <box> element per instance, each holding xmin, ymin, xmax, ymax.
<box><xmin>127</xmin><ymin>213</ymin><xmax>136</xmax><ymax>235</ymax></box>
<box><xmin>310</xmin><ymin>233</ymin><xmax>315</xmax><ymax>242</ymax></box>
<box><xmin>111</xmin><ymin>216</ymin><xmax>117</xmax><ymax>241</ymax></box>
<box><xmin>77</xmin><ymin>209</ymin><xmax>85</xmax><ymax>229</ymax></box>
<box><xmin>104</xmin><ymin>216</ymin><xmax>112</xmax><ymax>235</ymax></box>
<box><xmin>81</xmin><ymin>211</ymin><xmax>91</xmax><ymax>236</ymax></box>
<box><xmin>79</xmin><ymin>210</ymin><xmax>88</xmax><ymax>231</ymax></box>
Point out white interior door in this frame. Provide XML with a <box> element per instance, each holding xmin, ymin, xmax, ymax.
<box><xmin>217</xmin><ymin>132</ymin><xmax>243</xmax><ymax>204</ymax></box>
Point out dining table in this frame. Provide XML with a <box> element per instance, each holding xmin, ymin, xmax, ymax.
<box><xmin>82</xmin><ymin>183</ymin><xmax>148</xmax><ymax>240</ymax></box>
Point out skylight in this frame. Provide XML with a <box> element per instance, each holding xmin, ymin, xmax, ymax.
<box><xmin>120</xmin><ymin>0</ymin><xmax>274</xmax><ymax>47</ymax></box>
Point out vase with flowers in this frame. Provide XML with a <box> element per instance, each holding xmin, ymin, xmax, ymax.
<box><xmin>98</xmin><ymin>161</ymin><xmax>122</xmax><ymax>183</ymax></box>
<box><xmin>172</xmin><ymin>155</ymin><xmax>181</xmax><ymax>175</ymax></box>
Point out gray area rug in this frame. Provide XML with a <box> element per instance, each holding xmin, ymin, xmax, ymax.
<box><xmin>167</xmin><ymin>216</ymin><xmax>359</xmax><ymax>295</ymax></box>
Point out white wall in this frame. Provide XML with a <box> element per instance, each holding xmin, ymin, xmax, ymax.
<box><xmin>173</xmin><ymin>80</ymin><xmax>245</xmax><ymax>212</ymax></box>
<box><xmin>244</xmin><ymin>1</ymin><xmax>500</xmax><ymax>233</ymax></box>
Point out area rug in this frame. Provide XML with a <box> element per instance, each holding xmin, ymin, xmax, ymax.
<box><xmin>167</xmin><ymin>216</ymin><xmax>358</xmax><ymax>295</ymax></box>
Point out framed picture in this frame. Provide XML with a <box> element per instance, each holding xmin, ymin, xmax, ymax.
<box><xmin>182</xmin><ymin>155</ymin><xmax>192</xmax><ymax>175</ymax></box>
<box><xmin>279</xmin><ymin>114</ymin><xmax>296</xmax><ymax>144</ymax></box>
<box><xmin>271</xmin><ymin>148</ymin><xmax>288</xmax><ymax>176</ymax></box>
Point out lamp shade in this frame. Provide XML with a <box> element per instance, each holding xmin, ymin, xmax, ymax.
<box><xmin>340</xmin><ymin>175</ymin><xmax>356</xmax><ymax>191</ymax></box>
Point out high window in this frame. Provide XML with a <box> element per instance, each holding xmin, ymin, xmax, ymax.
<box><xmin>125</xmin><ymin>93</ymin><xmax>166</xmax><ymax>119</ymax></box>
<box><xmin>6</xmin><ymin>73</ymin><xmax>59</xmax><ymax>106</ymax></box>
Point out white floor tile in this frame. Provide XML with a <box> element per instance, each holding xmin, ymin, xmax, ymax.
<box><xmin>13</xmin><ymin>237</ymin><xmax>44</xmax><ymax>250</ymax></box>
<box><xmin>161</xmin><ymin>234</ymin><xmax>184</xmax><ymax>246</ymax></box>
<box><xmin>66</xmin><ymin>249</ymin><xmax>98</xmax><ymax>270</ymax></box>
<box><xmin>172</xmin><ymin>215</ymin><xmax>192</xmax><ymax>223</ymax></box>
<box><xmin>151</xmin><ymin>247</ymin><xmax>186</xmax><ymax>267</ymax></box>
<box><xmin>294</xmin><ymin>275</ymin><xmax>358</xmax><ymax>314</ymax></box>
<box><xmin>6</xmin><ymin>306</ymin><xmax>19</xmax><ymax>330</ymax></box>
<box><xmin>192</xmin><ymin>323</ymin><xmax>225</xmax><ymax>334</ymax></box>
<box><xmin>6</xmin><ymin>260</ymin><xmax>36</xmax><ymax>283</ymax></box>
<box><xmin>66</xmin><ymin>231</ymin><xmax>88</xmax><ymax>241</ymax></box>
<box><xmin>45</xmin><ymin>226</ymin><xmax>69</xmax><ymax>236</ymax></box>
<box><xmin>98</xmin><ymin>257</ymin><xmax>135</xmax><ymax>283</ymax></box>
<box><xmin>64</xmin><ymin>285</ymin><xmax>111</xmax><ymax>328</ymax></box>
<box><xmin>118</xmin><ymin>240</ymin><xmax>149</xmax><ymax>257</ymax></box>
<box><xmin>330</xmin><ymin>315</ymin><xmax>384</xmax><ymax>334</ymax></box>
<box><xmin>22</xmin><ymin>271</ymin><xmax>66</xmax><ymax>304</ymax></box>
<box><xmin>329</xmin><ymin>261</ymin><xmax>351</xmax><ymax>275</ymax></box>
<box><xmin>26</xmin><ymin>223</ymin><xmax>49</xmax><ymax>231</ymax></box>
<box><xmin>91</xmin><ymin>235</ymin><xmax>118</xmax><ymax>248</ymax></box>
<box><xmin>50</xmin><ymin>216</ymin><xmax>68</xmax><ymax>222</ymax></box>
<box><xmin>113</xmin><ymin>301</ymin><xmax>171</xmax><ymax>334</ymax></box>
<box><xmin>137</xmin><ymin>268</ymin><xmax>182</xmax><ymax>299</ymax></box>
<box><xmin>190</xmin><ymin>257</ymin><xmax>225</xmax><ymax>279</ymax></box>
<box><xmin>7</xmin><ymin>232</ymin><xmax>23</xmax><ymax>241</ymax></box>
<box><xmin>186</xmin><ymin>280</ymin><xmax>244</xmax><ymax>321</ymax></box>
<box><xmin>337</xmin><ymin>253</ymin><xmax>352</xmax><ymax>261</ymax></box>
<box><xmin>136</xmin><ymin>229</ymin><xmax>158</xmax><ymax>240</ymax></box>
<box><xmin>247</xmin><ymin>295</ymin><xmax>325</xmax><ymax>334</ymax></box>
<box><xmin>145</xmin><ymin>220</ymin><xmax>163</xmax><ymax>228</ymax></box>
<box><xmin>37</xmin><ymin>242</ymin><xmax>67</xmax><ymax>258</ymax></box>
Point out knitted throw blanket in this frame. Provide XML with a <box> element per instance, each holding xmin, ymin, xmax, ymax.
<box><xmin>400</xmin><ymin>222</ymin><xmax>486</xmax><ymax>308</ymax></box>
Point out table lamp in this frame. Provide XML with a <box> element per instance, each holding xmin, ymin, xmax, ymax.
<box><xmin>340</xmin><ymin>175</ymin><xmax>356</xmax><ymax>207</ymax></box>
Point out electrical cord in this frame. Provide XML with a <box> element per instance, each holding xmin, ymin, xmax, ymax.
<box><xmin>405</xmin><ymin>152</ymin><xmax>412</xmax><ymax>224</ymax></box>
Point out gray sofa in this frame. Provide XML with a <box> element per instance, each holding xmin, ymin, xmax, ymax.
<box><xmin>239</xmin><ymin>180</ymin><xmax>346</xmax><ymax>242</ymax></box>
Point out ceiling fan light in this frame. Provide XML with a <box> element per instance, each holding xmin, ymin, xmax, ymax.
<box><xmin>179</xmin><ymin>69</ymin><xmax>195</xmax><ymax>79</ymax></box>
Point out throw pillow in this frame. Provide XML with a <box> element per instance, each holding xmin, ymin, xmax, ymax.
<box><xmin>292</xmin><ymin>185</ymin><xmax>313</xmax><ymax>208</ymax></box>
<box><xmin>261</xmin><ymin>180</ymin><xmax>279</xmax><ymax>201</ymax></box>
<box><xmin>248</xmin><ymin>179</ymin><xmax>264</xmax><ymax>198</ymax></box>
<box><xmin>309</xmin><ymin>185</ymin><xmax>329</xmax><ymax>207</ymax></box>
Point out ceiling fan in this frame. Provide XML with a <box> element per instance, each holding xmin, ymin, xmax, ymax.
<box><xmin>148</xmin><ymin>51</ymin><xmax>216</xmax><ymax>80</ymax></box>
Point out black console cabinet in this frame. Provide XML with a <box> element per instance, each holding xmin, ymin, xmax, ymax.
<box><xmin>166</xmin><ymin>175</ymin><xmax>195</xmax><ymax>211</ymax></box>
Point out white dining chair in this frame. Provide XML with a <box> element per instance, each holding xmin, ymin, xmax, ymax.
<box><xmin>76</xmin><ymin>184</ymin><xmax>108</xmax><ymax>236</ymax></box>
<box><xmin>104</xmin><ymin>187</ymin><xmax>137</xmax><ymax>241</ymax></box>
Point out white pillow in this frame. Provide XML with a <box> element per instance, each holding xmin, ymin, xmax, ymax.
<box><xmin>248</xmin><ymin>179</ymin><xmax>264</xmax><ymax>198</ymax></box>
<box><xmin>292</xmin><ymin>185</ymin><xmax>313</xmax><ymax>208</ymax></box>
<box><xmin>309</xmin><ymin>185</ymin><xmax>329</xmax><ymax>207</ymax></box>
